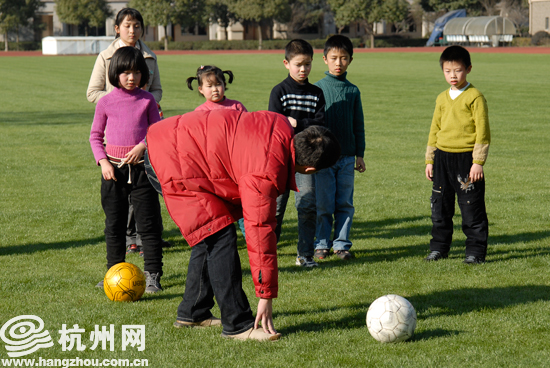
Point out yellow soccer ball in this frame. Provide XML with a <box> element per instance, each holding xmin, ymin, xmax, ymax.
<box><xmin>104</xmin><ymin>262</ymin><xmax>146</xmax><ymax>302</ymax></box>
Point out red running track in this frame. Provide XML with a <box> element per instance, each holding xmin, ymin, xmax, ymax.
<box><xmin>1</xmin><ymin>46</ymin><xmax>550</xmax><ymax>57</ymax></box>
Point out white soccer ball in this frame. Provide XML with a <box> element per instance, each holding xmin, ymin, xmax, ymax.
<box><xmin>366</xmin><ymin>294</ymin><xmax>417</xmax><ymax>343</ymax></box>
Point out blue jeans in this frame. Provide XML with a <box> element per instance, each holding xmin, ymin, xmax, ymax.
<box><xmin>315</xmin><ymin>155</ymin><xmax>355</xmax><ymax>251</ymax></box>
<box><xmin>275</xmin><ymin>172</ymin><xmax>316</xmax><ymax>257</ymax></box>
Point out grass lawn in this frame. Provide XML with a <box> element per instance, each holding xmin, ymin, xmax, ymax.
<box><xmin>1</xmin><ymin>50</ymin><xmax>550</xmax><ymax>367</ymax></box>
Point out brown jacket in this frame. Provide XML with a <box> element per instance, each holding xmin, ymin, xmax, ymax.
<box><xmin>86</xmin><ymin>39</ymin><xmax>162</xmax><ymax>104</ymax></box>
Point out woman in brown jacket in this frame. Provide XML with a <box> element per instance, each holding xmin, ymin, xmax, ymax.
<box><xmin>86</xmin><ymin>7</ymin><xmax>162</xmax><ymax>104</ymax></box>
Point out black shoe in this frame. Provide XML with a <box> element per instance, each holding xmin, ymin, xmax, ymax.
<box><xmin>144</xmin><ymin>271</ymin><xmax>163</xmax><ymax>293</ymax></box>
<box><xmin>463</xmin><ymin>255</ymin><xmax>485</xmax><ymax>264</ymax></box>
<box><xmin>161</xmin><ymin>239</ymin><xmax>172</xmax><ymax>248</ymax></box>
<box><xmin>424</xmin><ymin>251</ymin><xmax>448</xmax><ymax>261</ymax></box>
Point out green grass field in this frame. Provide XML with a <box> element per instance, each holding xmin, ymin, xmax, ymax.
<box><xmin>1</xmin><ymin>51</ymin><xmax>550</xmax><ymax>367</ymax></box>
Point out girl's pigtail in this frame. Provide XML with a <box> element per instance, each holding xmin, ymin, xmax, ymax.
<box><xmin>223</xmin><ymin>70</ymin><xmax>234</xmax><ymax>85</ymax></box>
<box><xmin>186</xmin><ymin>76</ymin><xmax>197</xmax><ymax>91</ymax></box>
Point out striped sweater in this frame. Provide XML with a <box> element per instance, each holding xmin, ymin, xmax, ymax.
<box><xmin>268</xmin><ymin>75</ymin><xmax>325</xmax><ymax>133</ymax></box>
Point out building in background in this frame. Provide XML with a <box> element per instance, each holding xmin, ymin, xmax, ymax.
<box><xmin>529</xmin><ymin>0</ymin><xmax>550</xmax><ymax>34</ymax></box>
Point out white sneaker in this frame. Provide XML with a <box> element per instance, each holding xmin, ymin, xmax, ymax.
<box><xmin>296</xmin><ymin>256</ymin><xmax>318</xmax><ymax>267</ymax></box>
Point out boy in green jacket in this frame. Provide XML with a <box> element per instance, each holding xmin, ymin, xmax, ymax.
<box><xmin>425</xmin><ymin>45</ymin><xmax>491</xmax><ymax>264</ymax></box>
<box><xmin>313</xmin><ymin>35</ymin><xmax>366</xmax><ymax>261</ymax></box>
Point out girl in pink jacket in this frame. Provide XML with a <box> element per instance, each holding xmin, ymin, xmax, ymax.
<box><xmin>186</xmin><ymin>65</ymin><xmax>247</xmax><ymax>112</ymax></box>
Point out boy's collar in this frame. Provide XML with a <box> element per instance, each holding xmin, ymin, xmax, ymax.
<box><xmin>287</xmin><ymin>74</ymin><xmax>309</xmax><ymax>85</ymax></box>
<box><xmin>325</xmin><ymin>71</ymin><xmax>347</xmax><ymax>80</ymax></box>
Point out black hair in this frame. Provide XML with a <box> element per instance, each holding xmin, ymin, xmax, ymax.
<box><xmin>186</xmin><ymin>65</ymin><xmax>234</xmax><ymax>94</ymax></box>
<box><xmin>108</xmin><ymin>47</ymin><xmax>150</xmax><ymax>88</ymax></box>
<box><xmin>285</xmin><ymin>39</ymin><xmax>313</xmax><ymax>61</ymax></box>
<box><xmin>294</xmin><ymin>126</ymin><xmax>341</xmax><ymax>170</ymax></box>
<box><xmin>323</xmin><ymin>34</ymin><xmax>354</xmax><ymax>58</ymax></box>
<box><xmin>439</xmin><ymin>45</ymin><xmax>471</xmax><ymax>69</ymax></box>
<box><xmin>114</xmin><ymin>8</ymin><xmax>144</xmax><ymax>39</ymax></box>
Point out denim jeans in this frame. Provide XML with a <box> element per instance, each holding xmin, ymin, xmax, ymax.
<box><xmin>275</xmin><ymin>172</ymin><xmax>316</xmax><ymax>257</ymax></box>
<box><xmin>101</xmin><ymin>162</ymin><xmax>163</xmax><ymax>274</ymax></box>
<box><xmin>176</xmin><ymin>225</ymin><xmax>255</xmax><ymax>335</ymax></box>
<box><xmin>430</xmin><ymin>150</ymin><xmax>488</xmax><ymax>257</ymax></box>
<box><xmin>314</xmin><ymin>155</ymin><xmax>355</xmax><ymax>251</ymax></box>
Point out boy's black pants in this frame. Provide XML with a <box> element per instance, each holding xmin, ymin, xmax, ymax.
<box><xmin>101</xmin><ymin>162</ymin><xmax>163</xmax><ymax>274</ymax></box>
<box><xmin>430</xmin><ymin>150</ymin><xmax>488</xmax><ymax>258</ymax></box>
<box><xmin>177</xmin><ymin>225</ymin><xmax>255</xmax><ymax>335</ymax></box>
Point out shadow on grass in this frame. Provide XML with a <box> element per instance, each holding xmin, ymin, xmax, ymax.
<box><xmin>409</xmin><ymin>285</ymin><xmax>550</xmax><ymax>318</ymax></box>
<box><xmin>275</xmin><ymin>215</ymin><xmax>550</xmax><ymax>267</ymax></box>
<box><xmin>278</xmin><ymin>285</ymin><xmax>550</xmax><ymax>339</ymax></box>
<box><xmin>1</xmin><ymin>111</ymin><xmax>94</xmax><ymax>126</ymax></box>
<box><xmin>0</xmin><ymin>236</ymin><xmax>106</xmax><ymax>256</ymax></box>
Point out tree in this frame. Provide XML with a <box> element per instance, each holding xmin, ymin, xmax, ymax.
<box><xmin>1</xmin><ymin>0</ymin><xmax>43</xmax><ymax>51</ymax></box>
<box><xmin>129</xmin><ymin>0</ymin><xmax>181</xmax><ymax>50</ymax></box>
<box><xmin>205</xmin><ymin>0</ymin><xmax>237</xmax><ymax>40</ymax></box>
<box><xmin>327</xmin><ymin>0</ymin><xmax>409</xmax><ymax>48</ymax></box>
<box><xmin>227</xmin><ymin>0</ymin><xmax>291</xmax><ymax>49</ymax></box>
<box><xmin>289</xmin><ymin>0</ymin><xmax>327</xmax><ymax>38</ymax></box>
<box><xmin>418</xmin><ymin>0</ymin><xmax>483</xmax><ymax>14</ymax></box>
<box><xmin>326</xmin><ymin>0</ymin><xmax>367</xmax><ymax>34</ymax></box>
<box><xmin>175</xmin><ymin>0</ymin><xmax>208</xmax><ymax>36</ymax></box>
<box><xmin>55</xmin><ymin>0</ymin><xmax>113</xmax><ymax>36</ymax></box>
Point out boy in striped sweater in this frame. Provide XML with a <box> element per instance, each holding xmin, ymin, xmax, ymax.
<box><xmin>424</xmin><ymin>45</ymin><xmax>491</xmax><ymax>264</ymax></box>
<box><xmin>268</xmin><ymin>39</ymin><xmax>326</xmax><ymax>267</ymax></box>
<box><xmin>313</xmin><ymin>35</ymin><xmax>366</xmax><ymax>261</ymax></box>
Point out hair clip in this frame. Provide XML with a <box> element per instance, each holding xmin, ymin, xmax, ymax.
<box><xmin>200</xmin><ymin>65</ymin><xmax>204</xmax><ymax>69</ymax></box>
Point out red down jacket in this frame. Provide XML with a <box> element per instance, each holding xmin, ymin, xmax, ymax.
<box><xmin>146</xmin><ymin>109</ymin><xmax>297</xmax><ymax>299</ymax></box>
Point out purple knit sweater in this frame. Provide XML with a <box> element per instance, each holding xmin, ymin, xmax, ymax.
<box><xmin>90</xmin><ymin>87</ymin><xmax>160</xmax><ymax>164</ymax></box>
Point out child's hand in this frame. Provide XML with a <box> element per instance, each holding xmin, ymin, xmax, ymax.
<box><xmin>425</xmin><ymin>164</ymin><xmax>433</xmax><ymax>181</ymax></box>
<box><xmin>287</xmin><ymin>117</ymin><xmax>297</xmax><ymax>128</ymax></box>
<box><xmin>469</xmin><ymin>163</ymin><xmax>484</xmax><ymax>182</ymax></box>
<box><xmin>355</xmin><ymin>157</ymin><xmax>366</xmax><ymax>173</ymax></box>
<box><xmin>124</xmin><ymin>143</ymin><xmax>146</xmax><ymax>164</ymax></box>
<box><xmin>99</xmin><ymin>159</ymin><xmax>116</xmax><ymax>181</ymax></box>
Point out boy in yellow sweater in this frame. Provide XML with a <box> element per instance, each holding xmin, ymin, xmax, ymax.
<box><xmin>424</xmin><ymin>45</ymin><xmax>490</xmax><ymax>264</ymax></box>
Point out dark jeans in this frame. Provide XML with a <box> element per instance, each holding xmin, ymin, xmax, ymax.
<box><xmin>430</xmin><ymin>150</ymin><xmax>488</xmax><ymax>258</ymax></box>
<box><xmin>101</xmin><ymin>162</ymin><xmax>163</xmax><ymax>274</ymax></box>
<box><xmin>177</xmin><ymin>225</ymin><xmax>254</xmax><ymax>335</ymax></box>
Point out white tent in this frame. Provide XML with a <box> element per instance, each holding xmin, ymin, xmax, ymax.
<box><xmin>444</xmin><ymin>16</ymin><xmax>516</xmax><ymax>46</ymax></box>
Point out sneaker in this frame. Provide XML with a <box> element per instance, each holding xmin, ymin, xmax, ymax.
<box><xmin>296</xmin><ymin>256</ymin><xmax>318</xmax><ymax>267</ymax></box>
<box><xmin>314</xmin><ymin>249</ymin><xmax>330</xmax><ymax>260</ymax></box>
<box><xmin>221</xmin><ymin>327</ymin><xmax>281</xmax><ymax>341</ymax></box>
<box><xmin>96</xmin><ymin>280</ymin><xmax>104</xmax><ymax>288</ymax></box>
<box><xmin>173</xmin><ymin>317</ymin><xmax>222</xmax><ymax>328</ymax></box>
<box><xmin>144</xmin><ymin>271</ymin><xmax>163</xmax><ymax>293</ymax></box>
<box><xmin>463</xmin><ymin>255</ymin><xmax>485</xmax><ymax>264</ymax></box>
<box><xmin>424</xmin><ymin>251</ymin><xmax>448</xmax><ymax>262</ymax></box>
<box><xmin>334</xmin><ymin>250</ymin><xmax>352</xmax><ymax>260</ymax></box>
<box><xmin>126</xmin><ymin>244</ymin><xmax>139</xmax><ymax>254</ymax></box>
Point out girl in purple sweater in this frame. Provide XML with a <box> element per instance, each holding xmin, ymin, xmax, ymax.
<box><xmin>90</xmin><ymin>47</ymin><xmax>163</xmax><ymax>293</ymax></box>
<box><xmin>186</xmin><ymin>65</ymin><xmax>247</xmax><ymax>112</ymax></box>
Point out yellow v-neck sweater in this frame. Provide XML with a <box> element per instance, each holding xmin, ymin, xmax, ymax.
<box><xmin>425</xmin><ymin>84</ymin><xmax>490</xmax><ymax>165</ymax></box>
